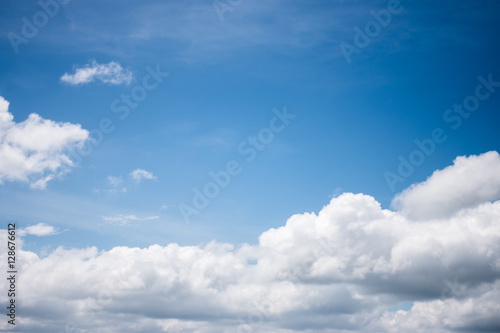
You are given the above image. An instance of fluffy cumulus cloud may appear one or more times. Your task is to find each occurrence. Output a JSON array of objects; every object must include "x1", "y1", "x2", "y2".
[
  {"x1": 60, "y1": 61, "x2": 133, "y2": 85},
  {"x1": 0, "y1": 96, "x2": 89, "y2": 189},
  {"x1": 1, "y1": 151, "x2": 500, "y2": 332}
]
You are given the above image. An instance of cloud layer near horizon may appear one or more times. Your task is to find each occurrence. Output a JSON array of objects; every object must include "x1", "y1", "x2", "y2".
[
  {"x1": 1, "y1": 151, "x2": 500, "y2": 332},
  {"x1": 0, "y1": 96, "x2": 88, "y2": 189}
]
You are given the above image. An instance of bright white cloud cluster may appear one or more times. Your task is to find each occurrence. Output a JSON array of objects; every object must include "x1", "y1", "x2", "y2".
[
  {"x1": 392, "y1": 151, "x2": 500, "y2": 220},
  {"x1": 0, "y1": 96, "x2": 89, "y2": 189},
  {"x1": 1, "y1": 151, "x2": 500, "y2": 332},
  {"x1": 129, "y1": 168, "x2": 157, "y2": 183},
  {"x1": 60, "y1": 61, "x2": 133, "y2": 85}
]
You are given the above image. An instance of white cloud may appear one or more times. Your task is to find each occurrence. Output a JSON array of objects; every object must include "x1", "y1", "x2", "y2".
[
  {"x1": 0, "y1": 96, "x2": 89, "y2": 189},
  {"x1": 2, "y1": 151, "x2": 500, "y2": 332},
  {"x1": 60, "y1": 61, "x2": 132, "y2": 85},
  {"x1": 101, "y1": 214, "x2": 159, "y2": 226},
  {"x1": 18, "y1": 223, "x2": 59, "y2": 237},
  {"x1": 129, "y1": 169, "x2": 157, "y2": 183},
  {"x1": 392, "y1": 151, "x2": 500, "y2": 220},
  {"x1": 376, "y1": 283, "x2": 500, "y2": 332}
]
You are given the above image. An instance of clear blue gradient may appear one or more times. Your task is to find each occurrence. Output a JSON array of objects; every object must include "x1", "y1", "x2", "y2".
[{"x1": 1, "y1": 0, "x2": 499, "y2": 252}]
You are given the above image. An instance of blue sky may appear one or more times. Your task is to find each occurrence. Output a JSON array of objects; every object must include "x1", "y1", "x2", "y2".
[
  {"x1": 1, "y1": 0, "x2": 499, "y2": 251},
  {"x1": 1, "y1": 1, "x2": 500, "y2": 332}
]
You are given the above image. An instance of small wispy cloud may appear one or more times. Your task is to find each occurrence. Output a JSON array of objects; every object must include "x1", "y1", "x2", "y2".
[
  {"x1": 192, "y1": 135, "x2": 232, "y2": 148},
  {"x1": 92, "y1": 176, "x2": 127, "y2": 195},
  {"x1": 92, "y1": 187, "x2": 127, "y2": 195},
  {"x1": 93, "y1": 169, "x2": 156, "y2": 195},
  {"x1": 30, "y1": 175, "x2": 55, "y2": 190},
  {"x1": 329, "y1": 187, "x2": 344, "y2": 199},
  {"x1": 107, "y1": 176, "x2": 123, "y2": 187},
  {"x1": 60, "y1": 61, "x2": 132, "y2": 85},
  {"x1": 18, "y1": 223, "x2": 59, "y2": 236},
  {"x1": 129, "y1": 169, "x2": 157, "y2": 183},
  {"x1": 101, "y1": 214, "x2": 159, "y2": 226}
]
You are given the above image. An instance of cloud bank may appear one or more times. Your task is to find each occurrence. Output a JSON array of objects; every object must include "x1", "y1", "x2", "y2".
[
  {"x1": 0, "y1": 96, "x2": 89, "y2": 189},
  {"x1": 60, "y1": 61, "x2": 133, "y2": 85},
  {"x1": 1, "y1": 151, "x2": 500, "y2": 332}
]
